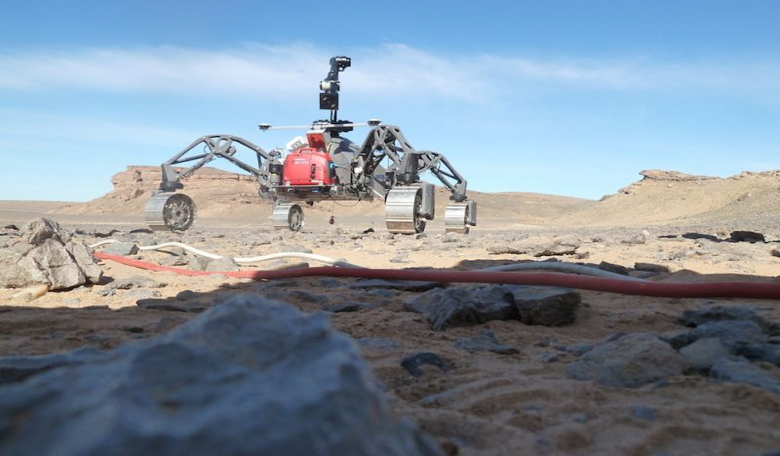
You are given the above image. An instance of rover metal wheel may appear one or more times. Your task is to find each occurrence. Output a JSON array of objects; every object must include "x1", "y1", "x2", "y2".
[
  {"x1": 145, "y1": 192, "x2": 196, "y2": 231},
  {"x1": 385, "y1": 186, "x2": 425, "y2": 234},
  {"x1": 444, "y1": 203, "x2": 469, "y2": 234},
  {"x1": 272, "y1": 203, "x2": 304, "y2": 231}
]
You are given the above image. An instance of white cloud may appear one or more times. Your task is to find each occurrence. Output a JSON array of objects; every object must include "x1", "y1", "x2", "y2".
[{"x1": 0, "y1": 43, "x2": 778, "y2": 103}]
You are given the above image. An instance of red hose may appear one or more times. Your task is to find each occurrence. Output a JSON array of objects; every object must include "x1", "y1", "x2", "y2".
[{"x1": 94, "y1": 252, "x2": 780, "y2": 300}]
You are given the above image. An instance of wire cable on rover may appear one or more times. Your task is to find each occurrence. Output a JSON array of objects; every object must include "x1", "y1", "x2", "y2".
[{"x1": 144, "y1": 56, "x2": 477, "y2": 234}]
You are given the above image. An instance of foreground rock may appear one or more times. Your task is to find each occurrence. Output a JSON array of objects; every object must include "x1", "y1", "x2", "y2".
[
  {"x1": 566, "y1": 333, "x2": 687, "y2": 388},
  {"x1": 406, "y1": 285, "x2": 580, "y2": 331},
  {"x1": 677, "y1": 306, "x2": 779, "y2": 335},
  {"x1": 660, "y1": 306, "x2": 780, "y2": 394},
  {"x1": 511, "y1": 285, "x2": 580, "y2": 326},
  {"x1": 710, "y1": 357, "x2": 780, "y2": 395},
  {"x1": 0, "y1": 295, "x2": 442, "y2": 456},
  {"x1": 0, "y1": 218, "x2": 102, "y2": 290},
  {"x1": 405, "y1": 286, "x2": 519, "y2": 331}
]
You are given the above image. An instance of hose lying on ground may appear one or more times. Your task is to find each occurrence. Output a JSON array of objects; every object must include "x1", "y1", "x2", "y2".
[
  {"x1": 89, "y1": 240, "x2": 362, "y2": 268},
  {"x1": 93, "y1": 252, "x2": 780, "y2": 300},
  {"x1": 89, "y1": 240, "x2": 639, "y2": 280}
]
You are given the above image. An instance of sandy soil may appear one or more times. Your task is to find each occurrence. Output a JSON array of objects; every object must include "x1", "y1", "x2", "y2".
[{"x1": 3, "y1": 169, "x2": 780, "y2": 455}]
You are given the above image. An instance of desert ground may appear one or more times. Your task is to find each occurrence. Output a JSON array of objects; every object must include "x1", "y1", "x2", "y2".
[{"x1": 2, "y1": 167, "x2": 780, "y2": 455}]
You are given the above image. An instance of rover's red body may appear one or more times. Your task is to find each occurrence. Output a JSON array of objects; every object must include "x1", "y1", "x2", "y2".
[{"x1": 282, "y1": 147, "x2": 334, "y2": 185}]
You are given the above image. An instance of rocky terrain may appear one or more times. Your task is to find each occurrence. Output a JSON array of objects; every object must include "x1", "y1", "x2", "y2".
[{"x1": 1, "y1": 168, "x2": 780, "y2": 455}]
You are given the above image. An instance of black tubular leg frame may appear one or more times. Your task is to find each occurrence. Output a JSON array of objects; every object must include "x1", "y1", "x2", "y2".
[
  {"x1": 358, "y1": 125, "x2": 468, "y2": 201},
  {"x1": 159, "y1": 135, "x2": 273, "y2": 191}
]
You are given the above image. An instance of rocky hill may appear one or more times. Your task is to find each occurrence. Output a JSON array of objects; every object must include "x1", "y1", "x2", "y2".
[
  {"x1": 55, "y1": 165, "x2": 595, "y2": 223},
  {"x1": 553, "y1": 169, "x2": 780, "y2": 227}
]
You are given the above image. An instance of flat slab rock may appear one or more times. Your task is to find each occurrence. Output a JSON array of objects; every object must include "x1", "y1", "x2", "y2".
[
  {"x1": 566, "y1": 333, "x2": 687, "y2": 388},
  {"x1": 0, "y1": 295, "x2": 442, "y2": 456},
  {"x1": 405, "y1": 285, "x2": 580, "y2": 331}
]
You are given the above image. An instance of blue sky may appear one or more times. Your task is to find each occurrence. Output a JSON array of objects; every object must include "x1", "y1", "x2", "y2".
[{"x1": 1, "y1": 1, "x2": 779, "y2": 201}]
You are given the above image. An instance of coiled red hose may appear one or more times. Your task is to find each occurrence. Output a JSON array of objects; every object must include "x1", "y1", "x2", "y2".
[{"x1": 94, "y1": 252, "x2": 780, "y2": 300}]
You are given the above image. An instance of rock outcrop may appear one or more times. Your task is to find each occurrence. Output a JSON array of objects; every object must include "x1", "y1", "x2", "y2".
[{"x1": 0, "y1": 218, "x2": 102, "y2": 290}]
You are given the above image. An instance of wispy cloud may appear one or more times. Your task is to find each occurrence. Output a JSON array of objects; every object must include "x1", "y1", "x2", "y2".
[{"x1": 1, "y1": 43, "x2": 778, "y2": 102}]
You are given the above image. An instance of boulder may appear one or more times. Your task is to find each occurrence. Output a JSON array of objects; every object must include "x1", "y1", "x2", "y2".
[
  {"x1": 0, "y1": 218, "x2": 102, "y2": 290},
  {"x1": 26, "y1": 239, "x2": 87, "y2": 289},
  {"x1": 566, "y1": 333, "x2": 687, "y2": 388},
  {"x1": 66, "y1": 242, "x2": 103, "y2": 282},
  {"x1": 405, "y1": 286, "x2": 519, "y2": 331},
  {"x1": 20, "y1": 218, "x2": 62, "y2": 245},
  {"x1": 0, "y1": 295, "x2": 442, "y2": 456},
  {"x1": 0, "y1": 249, "x2": 47, "y2": 288}
]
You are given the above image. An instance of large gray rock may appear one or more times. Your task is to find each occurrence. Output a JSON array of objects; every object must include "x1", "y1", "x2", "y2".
[
  {"x1": 0, "y1": 218, "x2": 102, "y2": 290},
  {"x1": 566, "y1": 333, "x2": 687, "y2": 388},
  {"x1": 26, "y1": 239, "x2": 87, "y2": 289},
  {"x1": 20, "y1": 218, "x2": 62, "y2": 245},
  {"x1": 405, "y1": 285, "x2": 519, "y2": 331},
  {"x1": 679, "y1": 337, "x2": 729, "y2": 371},
  {"x1": 0, "y1": 249, "x2": 47, "y2": 288},
  {"x1": 0, "y1": 295, "x2": 441, "y2": 456},
  {"x1": 678, "y1": 306, "x2": 779, "y2": 335},
  {"x1": 66, "y1": 242, "x2": 103, "y2": 283},
  {"x1": 509, "y1": 286, "x2": 580, "y2": 326},
  {"x1": 685, "y1": 321, "x2": 767, "y2": 351},
  {"x1": 710, "y1": 356, "x2": 780, "y2": 394}
]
